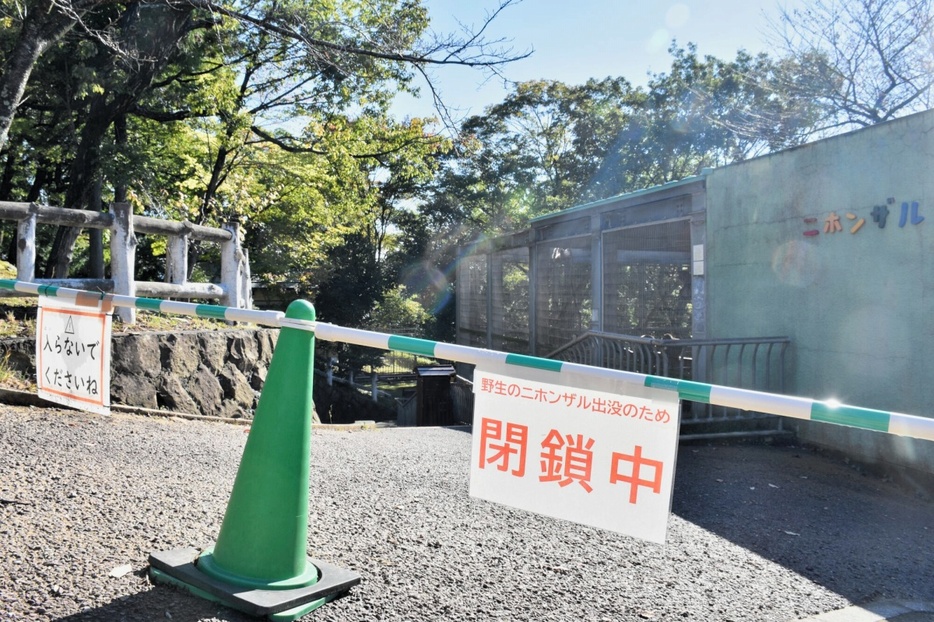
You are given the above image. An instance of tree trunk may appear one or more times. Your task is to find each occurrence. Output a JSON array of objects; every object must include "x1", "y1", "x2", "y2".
[
  {"x1": 45, "y1": 4, "x2": 195, "y2": 278},
  {"x1": 0, "y1": 143, "x2": 18, "y2": 200},
  {"x1": 88, "y1": 179, "x2": 105, "y2": 278},
  {"x1": 103, "y1": 116, "x2": 130, "y2": 279},
  {"x1": 0, "y1": 0, "x2": 77, "y2": 151},
  {"x1": 46, "y1": 97, "x2": 115, "y2": 278},
  {"x1": 190, "y1": 143, "x2": 232, "y2": 279}
]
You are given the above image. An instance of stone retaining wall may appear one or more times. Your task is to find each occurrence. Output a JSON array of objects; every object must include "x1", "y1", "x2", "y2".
[
  {"x1": 0, "y1": 330, "x2": 278, "y2": 419},
  {"x1": 0, "y1": 329, "x2": 397, "y2": 423}
]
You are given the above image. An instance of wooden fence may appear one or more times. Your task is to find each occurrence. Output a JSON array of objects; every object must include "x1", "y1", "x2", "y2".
[{"x1": 0, "y1": 201, "x2": 251, "y2": 323}]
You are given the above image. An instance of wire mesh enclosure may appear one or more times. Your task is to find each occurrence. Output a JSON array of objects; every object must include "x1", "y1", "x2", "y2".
[
  {"x1": 603, "y1": 219, "x2": 692, "y2": 338},
  {"x1": 454, "y1": 175, "x2": 790, "y2": 438},
  {"x1": 456, "y1": 247, "x2": 532, "y2": 352},
  {"x1": 490, "y1": 248, "x2": 530, "y2": 353},
  {"x1": 455, "y1": 253, "x2": 488, "y2": 349},
  {"x1": 535, "y1": 238, "x2": 592, "y2": 354},
  {"x1": 457, "y1": 220, "x2": 694, "y2": 355}
]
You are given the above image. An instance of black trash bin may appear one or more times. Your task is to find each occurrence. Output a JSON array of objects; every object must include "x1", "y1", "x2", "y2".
[{"x1": 415, "y1": 365, "x2": 456, "y2": 426}]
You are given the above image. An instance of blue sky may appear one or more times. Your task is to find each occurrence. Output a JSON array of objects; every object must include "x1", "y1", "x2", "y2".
[{"x1": 395, "y1": 0, "x2": 804, "y2": 122}]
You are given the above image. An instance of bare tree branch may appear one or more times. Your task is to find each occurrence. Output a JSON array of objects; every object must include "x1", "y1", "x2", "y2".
[
  {"x1": 250, "y1": 124, "x2": 438, "y2": 160},
  {"x1": 767, "y1": 0, "x2": 934, "y2": 132},
  {"x1": 180, "y1": 0, "x2": 530, "y2": 69}
]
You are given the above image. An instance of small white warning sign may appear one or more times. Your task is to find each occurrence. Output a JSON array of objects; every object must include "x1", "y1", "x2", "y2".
[
  {"x1": 470, "y1": 364, "x2": 681, "y2": 544},
  {"x1": 36, "y1": 295, "x2": 112, "y2": 415}
]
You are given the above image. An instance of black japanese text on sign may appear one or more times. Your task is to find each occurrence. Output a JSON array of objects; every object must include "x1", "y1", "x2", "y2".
[{"x1": 36, "y1": 297, "x2": 112, "y2": 415}]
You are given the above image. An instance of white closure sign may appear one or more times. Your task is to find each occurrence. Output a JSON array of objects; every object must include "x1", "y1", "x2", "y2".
[
  {"x1": 36, "y1": 295, "x2": 112, "y2": 415},
  {"x1": 470, "y1": 365, "x2": 681, "y2": 544}
]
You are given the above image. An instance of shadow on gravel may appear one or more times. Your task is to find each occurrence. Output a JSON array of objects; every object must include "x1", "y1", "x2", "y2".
[
  {"x1": 52, "y1": 584, "x2": 254, "y2": 622},
  {"x1": 669, "y1": 439, "x2": 934, "y2": 606},
  {"x1": 442, "y1": 424, "x2": 472, "y2": 434},
  {"x1": 435, "y1": 422, "x2": 933, "y2": 605}
]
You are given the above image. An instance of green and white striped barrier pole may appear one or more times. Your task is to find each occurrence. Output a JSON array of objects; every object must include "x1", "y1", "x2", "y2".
[
  {"x1": 311, "y1": 323, "x2": 934, "y2": 443},
  {"x1": 2, "y1": 279, "x2": 932, "y2": 443},
  {"x1": 0, "y1": 279, "x2": 284, "y2": 325}
]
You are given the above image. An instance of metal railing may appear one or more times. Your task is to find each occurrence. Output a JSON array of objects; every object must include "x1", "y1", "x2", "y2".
[{"x1": 548, "y1": 331, "x2": 792, "y2": 438}]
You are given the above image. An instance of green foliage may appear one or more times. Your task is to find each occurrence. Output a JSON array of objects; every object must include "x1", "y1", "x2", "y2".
[
  {"x1": 326, "y1": 283, "x2": 433, "y2": 375},
  {"x1": 0, "y1": 0, "x2": 847, "y2": 353},
  {"x1": 368, "y1": 285, "x2": 432, "y2": 333},
  {"x1": 0, "y1": 0, "x2": 457, "y2": 286},
  {"x1": 422, "y1": 45, "x2": 822, "y2": 249},
  {"x1": 425, "y1": 77, "x2": 642, "y2": 235},
  {"x1": 633, "y1": 43, "x2": 820, "y2": 176}
]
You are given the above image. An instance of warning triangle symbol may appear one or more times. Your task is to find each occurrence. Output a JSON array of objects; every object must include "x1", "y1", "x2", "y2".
[{"x1": 64, "y1": 316, "x2": 76, "y2": 335}]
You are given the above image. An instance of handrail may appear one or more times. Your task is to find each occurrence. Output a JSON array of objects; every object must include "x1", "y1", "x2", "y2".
[
  {"x1": 0, "y1": 201, "x2": 250, "y2": 322},
  {"x1": 548, "y1": 330, "x2": 791, "y2": 359},
  {"x1": 545, "y1": 330, "x2": 792, "y2": 428},
  {"x1": 0, "y1": 201, "x2": 232, "y2": 242}
]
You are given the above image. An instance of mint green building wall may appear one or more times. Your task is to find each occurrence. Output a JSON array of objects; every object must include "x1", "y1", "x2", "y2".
[{"x1": 705, "y1": 109, "x2": 934, "y2": 479}]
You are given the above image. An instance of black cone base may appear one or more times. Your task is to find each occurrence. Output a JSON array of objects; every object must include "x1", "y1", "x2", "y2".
[{"x1": 149, "y1": 546, "x2": 361, "y2": 619}]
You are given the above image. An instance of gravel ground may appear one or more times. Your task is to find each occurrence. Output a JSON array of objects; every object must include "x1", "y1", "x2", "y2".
[{"x1": 0, "y1": 404, "x2": 932, "y2": 622}]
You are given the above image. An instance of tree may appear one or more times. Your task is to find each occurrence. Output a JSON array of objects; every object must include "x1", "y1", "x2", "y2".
[
  {"x1": 611, "y1": 43, "x2": 820, "y2": 186},
  {"x1": 42, "y1": 2, "x2": 215, "y2": 278},
  {"x1": 0, "y1": 0, "x2": 526, "y2": 278},
  {"x1": 421, "y1": 77, "x2": 642, "y2": 241},
  {"x1": 0, "y1": 0, "x2": 96, "y2": 149},
  {"x1": 0, "y1": 0, "x2": 528, "y2": 152},
  {"x1": 768, "y1": 0, "x2": 934, "y2": 131},
  {"x1": 421, "y1": 48, "x2": 818, "y2": 245},
  {"x1": 246, "y1": 114, "x2": 447, "y2": 315}
]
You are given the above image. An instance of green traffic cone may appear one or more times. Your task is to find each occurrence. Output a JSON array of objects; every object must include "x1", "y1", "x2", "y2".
[
  {"x1": 197, "y1": 298, "x2": 318, "y2": 587},
  {"x1": 149, "y1": 299, "x2": 360, "y2": 620}
]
